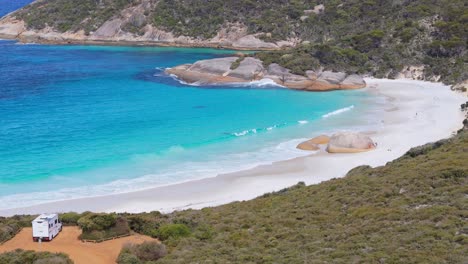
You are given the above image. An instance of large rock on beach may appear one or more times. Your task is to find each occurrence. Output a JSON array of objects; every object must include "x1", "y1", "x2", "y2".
[
  {"x1": 297, "y1": 140, "x2": 320, "y2": 151},
  {"x1": 309, "y1": 135, "x2": 330, "y2": 145},
  {"x1": 326, "y1": 132, "x2": 376, "y2": 153},
  {"x1": 341, "y1": 74, "x2": 367, "y2": 89}
]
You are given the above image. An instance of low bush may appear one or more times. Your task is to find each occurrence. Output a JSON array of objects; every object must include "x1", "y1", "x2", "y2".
[
  {"x1": 118, "y1": 241, "x2": 167, "y2": 264},
  {"x1": 0, "y1": 223, "x2": 20, "y2": 244},
  {"x1": 78, "y1": 214, "x2": 130, "y2": 241},
  {"x1": 0, "y1": 215, "x2": 36, "y2": 243},
  {"x1": 155, "y1": 224, "x2": 191, "y2": 241},
  {"x1": 59, "y1": 212, "x2": 81, "y2": 226},
  {"x1": 77, "y1": 213, "x2": 117, "y2": 232},
  {"x1": 0, "y1": 249, "x2": 73, "y2": 264}
]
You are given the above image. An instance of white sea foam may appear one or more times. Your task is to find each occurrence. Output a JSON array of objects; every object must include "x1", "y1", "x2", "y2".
[
  {"x1": 241, "y1": 78, "x2": 285, "y2": 88},
  {"x1": 298, "y1": 120, "x2": 308, "y2": 124},
  {"x1": 169, "y1": 75, "x2": 284, "y2": 88},
  {"x1": 232, "y1": 123, "x2": 285, "y2": 137},
  {"x1": 322, "y1": 105, "x2": 355, "y2": 118}
]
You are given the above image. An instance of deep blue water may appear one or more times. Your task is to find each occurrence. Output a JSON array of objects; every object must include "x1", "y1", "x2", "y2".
[
  {"x1": 0, "y1": 0, "x2": 33, "y2": 17},
  {"x1": 0, "y1": 40, "x2": 377, "y2": 209}
]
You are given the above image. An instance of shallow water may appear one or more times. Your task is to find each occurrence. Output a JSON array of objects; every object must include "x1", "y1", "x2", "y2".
[{"x1": 0, "y1": 40, "x2": 379, "y2": 209}]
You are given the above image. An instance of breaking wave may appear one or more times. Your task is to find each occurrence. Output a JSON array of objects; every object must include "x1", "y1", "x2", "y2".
[{"x1": 322, "y1": 105, "x2": 355, "y2": 118}]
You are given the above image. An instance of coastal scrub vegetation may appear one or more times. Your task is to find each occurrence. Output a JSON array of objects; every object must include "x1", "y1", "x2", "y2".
[
  {"x1": 1, "y1": 124, "x2": 467, "y2": 263},
  {"x1": 0, "y1": 249, "x2": 73, "y2": 264},
  {"x1": 0, "y1": 215, "x2": 35, "y2": 244},
  {"x1": 77, "y1": 213, "x2": 131, "y2": 241},
  {"x1": 15, "y1": 0, "x2": 137, "y2": 34},
  {"x1": 117, "y1": 241, "x2": 167, "y2": 264}
]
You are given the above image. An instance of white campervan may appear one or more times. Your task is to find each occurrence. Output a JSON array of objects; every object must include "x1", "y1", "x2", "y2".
[{"x1": 32, "y1": 213, "x2": 62, "y2": 242}]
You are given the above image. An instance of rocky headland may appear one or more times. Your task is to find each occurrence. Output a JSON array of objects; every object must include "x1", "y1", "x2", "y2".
[
  {"x1": 165, "y1": 57, "x2": 366, "y2": 91},
  {"x1": 0, "y1": 15, "x2": 295, "y2": 50}
]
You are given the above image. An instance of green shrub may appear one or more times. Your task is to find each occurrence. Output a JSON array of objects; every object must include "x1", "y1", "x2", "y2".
[
  {"x1": 156, "y1": 224, "x2": 191, "y2": 241},
  {"x1": 78, "y1": 214, "x2": 130, "y2": 241},
  {"x1": 193, "y1": 224, "x2": 215, "y2": 240},
  {"x1": 0, "y1": 249, "x2": 73, "y2": 264},
  {"x1": 230, "y1": 57, "x2": 244, "y2": 70},
  {"x1": 77, "y1": 213, "x2": 116, "y2": 232},
  {"x1": 59, "y1": 212, "x2": 81, "y2": 226},
  {"x1": 118, "y1": 241, "x2": 167, "y2": 263},
  {"x1": 117, "y1": 252, "x2": 142, "y2": 264}
]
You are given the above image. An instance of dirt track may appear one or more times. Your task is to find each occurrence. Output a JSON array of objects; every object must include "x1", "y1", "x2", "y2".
[{"x1": 0, "y1": 227, "x2": 157, "y2": 264}]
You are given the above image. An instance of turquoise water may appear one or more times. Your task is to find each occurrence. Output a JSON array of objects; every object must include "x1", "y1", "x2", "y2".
[{"x1": 0, "y1": 40, "x2": 377, "y2": 209}]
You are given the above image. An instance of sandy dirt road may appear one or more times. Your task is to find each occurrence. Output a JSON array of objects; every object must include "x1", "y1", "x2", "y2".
[{"x1": 0, "y1": 227, "x2": 157, "y2": 264}]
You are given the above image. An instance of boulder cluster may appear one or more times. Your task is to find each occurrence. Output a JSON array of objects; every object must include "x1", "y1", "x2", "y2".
[
  {"x1": 297, "y1": 132, "x2": 376, "y2": 153},
  {"x1": 166, "y1": 57, "x2": 366, "y2": 91}
]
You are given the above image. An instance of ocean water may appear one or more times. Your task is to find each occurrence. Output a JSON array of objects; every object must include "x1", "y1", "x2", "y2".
[
  {"x1": 0, "y1": 0, "x2": 33, "y2": 17},
  {"x1": 0, "y1": 40, "x2": 380, "y2": 209}
]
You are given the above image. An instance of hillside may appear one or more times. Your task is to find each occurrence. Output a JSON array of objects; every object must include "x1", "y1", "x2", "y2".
[
  {"x1": 0, "y1": 0, "x2": 466, "y2": 85},
  {"x1": 1, "y1": 121, "x2": 467, "y2": 263}
]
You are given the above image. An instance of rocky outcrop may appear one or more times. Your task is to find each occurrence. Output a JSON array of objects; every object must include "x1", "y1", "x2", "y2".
[
  {"x1": 229, "y1": 57, "x2": 265, "y2": 80},
  {"x1": 452, "y1": 80, "x2": 468, "y2": 96},
  {"x1": 232, "y1": 35, "x2": 278, "y2": 50},
  {"x1": 326, "y1": 132, "x2": 376, "y2": 153},
  {"x1": 0, "y1": 17, "x2": 24, "y2": 38},
  {"x1": 93, "y1": 19, "x2": 123, "y2": 38},
  {"x1": 395, "y1": 65, "x2": 426, "y2": 81},
  {"x1": 167, "y1": 59, "x2": 367, "y2": 91}
]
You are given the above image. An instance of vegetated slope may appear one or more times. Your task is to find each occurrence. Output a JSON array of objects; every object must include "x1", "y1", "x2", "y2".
[
  {"x1": 2, "y1": 126, "x2": 466, "y2": 263},
  {"x1": 10, "y1": 0, "x2": 467, "y2": 84},
  {"x1": 254, "y1": 0, "x2": 467, "y2": 84},
  {"x1": 153, "y1": 129, "x2": 468, "y2": 263}
]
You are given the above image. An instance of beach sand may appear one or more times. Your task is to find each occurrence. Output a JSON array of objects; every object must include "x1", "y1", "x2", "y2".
[{"x1": 0, "y1": 79, "x2": 465, "y2": 216}]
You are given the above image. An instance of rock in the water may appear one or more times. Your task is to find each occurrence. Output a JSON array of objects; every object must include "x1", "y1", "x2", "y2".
[
  {"x1": 189, "y1": 57, "x2": 238, "y2": 75},
  {"x1": 228, "y1": 57, "x2": 265, "y2": 80},
  {"x1": 297, "y1": 140, "x2": 320, "y2": 151},
  {"x1": 166, "y1": 58, "x2": 367, "y2": 91},
  {"x1": 327, "y1": 132, "x2": 376, "y2": 153},
  {"x1": 309, "y1": 135, "x2": 330, "y2": 145}
]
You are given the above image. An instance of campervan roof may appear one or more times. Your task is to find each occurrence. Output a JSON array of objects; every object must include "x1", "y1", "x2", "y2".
[{"x1": 33, "y1": 214, "x2": 56, "y2": 222}]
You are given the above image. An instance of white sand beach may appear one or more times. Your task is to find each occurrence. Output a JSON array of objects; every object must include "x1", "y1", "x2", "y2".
[{"x1": 0, "y1": 79, "x2": 465, "y2": 216}]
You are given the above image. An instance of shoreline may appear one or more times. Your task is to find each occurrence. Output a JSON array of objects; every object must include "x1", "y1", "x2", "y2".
[
  {"x1": 0, "y1": 34, "x2": 274, "y2": 51},
  {"x1": 0, "y1": 79, "x2": 465, "y2": 216}
]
